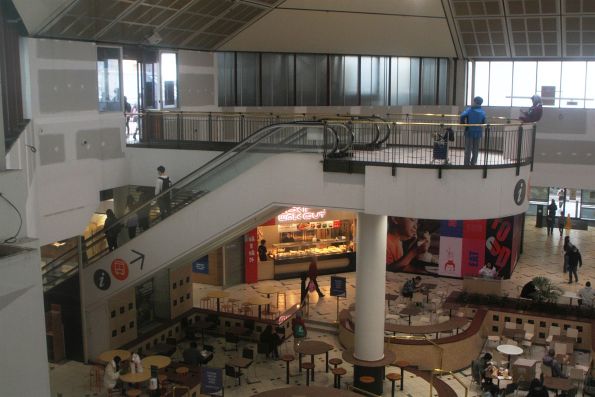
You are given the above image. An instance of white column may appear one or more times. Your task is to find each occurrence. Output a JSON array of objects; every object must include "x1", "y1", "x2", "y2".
[{"x1": 354, "y1": 213, "x2": 387, "y2": 361}]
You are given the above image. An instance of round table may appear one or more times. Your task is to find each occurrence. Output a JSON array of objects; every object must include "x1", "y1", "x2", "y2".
[
  {"x1": 497, "y1": 344, "x2": 523, "y2": 369},
  {"x1": 142, "y1": 355, "x2": 171, "y2": 369},
  {"x1": 295, "y1": 341, "x2": 334, "y2": 381},
  {"x1": 120, "y1": 370, "x2": 151, "y2": 384},
  {"x1": 98, "y1": 349, "x2": 131, "y2": 363},
  {"x1": 253, "y1": 386, "x2": 360, "y2": 396},
  {"x1": 246, "y1": 296, "x2": 271, "y2": 319},
  {"x1": 206, "y1": 290, "x2": 230, "y2": 312}
]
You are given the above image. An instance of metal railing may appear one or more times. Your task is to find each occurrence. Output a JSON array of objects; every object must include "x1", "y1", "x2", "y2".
[
  {"x1": 347, "y1": 384, "x2": 381, "y2": 396},
  {"x1": 430, "y1": 368, "x2": 469, "y2": 397},
  {"x1": 41, "y1": 121, "x2": 343, "y2": 290},
  {"x1": 385, "y1": 334, "x2": 444, "y2": 370}
]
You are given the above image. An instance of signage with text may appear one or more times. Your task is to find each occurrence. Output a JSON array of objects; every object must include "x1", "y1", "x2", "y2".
[
  {"x1": 201, "y1": 367, "x2": 222, "y2": 395},
  {"x1": 192, "y1": 256, "x2": 209, "y2": 274},
  {"x1": 330, "y1": 276, "x2": 347, "y2": 297},
  {"x1": 277, "y1": 207, "x2": 327, "y2": 222}
]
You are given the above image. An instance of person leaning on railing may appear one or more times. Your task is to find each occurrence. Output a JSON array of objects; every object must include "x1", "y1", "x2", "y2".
[
  {"x1": 519, "y1": 95, "x2": 543, "y2": 123},
  {"x1": 460, "y1": 96, "x2": 486, "y2": 166}
]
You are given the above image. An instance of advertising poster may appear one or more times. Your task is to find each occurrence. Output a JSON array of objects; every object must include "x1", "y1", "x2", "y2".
[
  {"x1": 461, "y1": 219, "x2": 487, "y2": 276},
  {"x1": 192, "y1": 255, "x2": 209, "y2": 274},
  {"x1": 244, "y1": 229, "x2": 258, "y2": 284},
  {"x1": 386, "y1": 215, "x2": 520, "y2": 279},
  {"x1": 438, "y1": 236, "x2": 463, "y2": 277}
]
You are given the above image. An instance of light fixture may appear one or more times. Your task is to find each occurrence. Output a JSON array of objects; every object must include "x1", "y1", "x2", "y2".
[{"x1": 147, "y1": 31, "x2": 162, "y2": 45}]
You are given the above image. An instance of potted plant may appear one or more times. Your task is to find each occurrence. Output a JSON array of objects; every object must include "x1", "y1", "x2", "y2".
[{"x1": 530, "y1": 276, "x2": 563, "y2": 303}]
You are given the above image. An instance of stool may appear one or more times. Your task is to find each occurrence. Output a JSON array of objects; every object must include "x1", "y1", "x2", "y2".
[
  {"x1": 175, "y1": 366, "x2": 189, "y2": 376},
  {"x1": 89, "y1": 365, "x2": 103, "y2": 392},
  {"x1": 126, "y1": 389, "x2": 141, "y2": 397},
  {"x1": 277, "y1": 291, "x2": 287, "y2": 309},
  {"x1": 329, "y1": 358, "x2": 343, "y2": 369},
  {"x1": 281, "y1": 354, "x2": 295, "y2": 384},
  {"x1": 301, "y1": 363, "x2": 315, "y2": 386},
  {"x1": 394, "y1": 360, "x2": 410, "y2": 391},
  {"x1": 158, "y1": 374, "x2": 169, "y2": 391},
  {"x1": 386, "y1": 372, "x2": 402, "y2": 397},
  {"x1": 359, "y1": 376, "x2": 375, "y2": 386},
  {"x1": 332, "y1": 367, "x2": 346, "y2": 389}
]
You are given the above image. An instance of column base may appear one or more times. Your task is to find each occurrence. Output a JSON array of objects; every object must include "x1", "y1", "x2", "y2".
[{"x1": 342, "y1": 349, "x2": 396, "y2": 396}]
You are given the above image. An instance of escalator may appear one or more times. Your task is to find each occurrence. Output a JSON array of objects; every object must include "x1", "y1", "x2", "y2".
[{"x1": 41, "y1": 120, "x2": 356, "y2": 297}]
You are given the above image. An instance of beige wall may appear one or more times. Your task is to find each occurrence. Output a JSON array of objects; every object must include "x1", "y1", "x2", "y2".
[
  {"x1": 191, "y1": 248, "x2": 223, "y2": 286},
  {"x1": 170, "y1": 265, "x2": 193, "y2": 319},
  {"x1": 108, "y1": 288, "x2": 137, "y2": 348}
]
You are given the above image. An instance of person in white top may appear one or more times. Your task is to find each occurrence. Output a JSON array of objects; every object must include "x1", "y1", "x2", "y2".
[
  {"x1": 578, "y1": 281, "x2": 595, "y2": 307},
  {"x1": 478, "y1": 262, "x2": 497, "y2": 279},
  {"x1": 103, "y1": 356, "x2": 121, "y2": 390}
]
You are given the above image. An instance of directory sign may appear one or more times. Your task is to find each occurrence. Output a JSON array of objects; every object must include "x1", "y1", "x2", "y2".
[
  {"x1": 330, "y1": 276, "x2": 347, "y2": 297},
  {"x1": 201, "y1": 367, "x2": 223, "y2": 395}
]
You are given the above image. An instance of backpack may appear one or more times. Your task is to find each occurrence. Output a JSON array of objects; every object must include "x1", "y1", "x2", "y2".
[
  {"x1": 159, "y1": 176, "x2": 171, "y2": 192},
  {"x1": 294, "y1": 323, "x2": 306, "y2": 338}
]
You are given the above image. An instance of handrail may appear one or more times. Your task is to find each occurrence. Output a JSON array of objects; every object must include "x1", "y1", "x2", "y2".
[
  {"x1": 430, "y1": 368, "x2": 469, "y2": 397},
  {"x1": 171, "y1": 385, "x2": 190, "y2": 396},
  {"x1": 347, "y1": 384, "x2": 381, "y2": 397},
  {"x1": 385, "y1": 334, "x2": 444, "y2": 370}
]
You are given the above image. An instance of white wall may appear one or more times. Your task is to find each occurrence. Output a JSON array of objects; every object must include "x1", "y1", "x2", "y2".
[
  {"x1": 0, "y1": 169, "x2": 28, "y2": 242},
  {"x1": 0, "y1": 243, "x2": 51, "y2": 397}
]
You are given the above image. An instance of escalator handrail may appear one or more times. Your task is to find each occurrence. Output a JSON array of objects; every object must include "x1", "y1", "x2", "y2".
[{"x1": 43, "y1": 121, "x2": 339, "y2": 278}]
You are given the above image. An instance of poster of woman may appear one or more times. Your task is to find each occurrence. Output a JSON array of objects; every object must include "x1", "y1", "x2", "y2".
[{"x1": 386, "y1": 217, "x2": 440, "y2": 274}]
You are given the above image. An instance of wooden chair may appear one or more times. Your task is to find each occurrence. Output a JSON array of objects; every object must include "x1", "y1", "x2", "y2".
[{"x1": 89, "y1": 364, "x2": 103, "y2": 393}]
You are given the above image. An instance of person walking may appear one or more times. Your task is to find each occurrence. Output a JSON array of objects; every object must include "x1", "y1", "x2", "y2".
[
  {"x1": 460, "y1": 96, "x2": 486, "y2": 166},
  {"x1": 546, "y1": 199, "x2": 557, "y2": 236},
  {"x1": 155, "y1": 165, "x2": 172, "y2": 219},
  {"x1": 103, "y1": 209, "x2": 122, "y2": 251},
  {"x1": 307, "y1": 256, "x2": 325, "y2": 298},
  {"x1": 125, "y1": 194, "x2": 139, "y2": 239},
  {"x1": 557, "y1": 211, "x2": 565, "y2": 237},
  {"x1": 567, "y1": 244, "x2": 582, "y2": 284}
]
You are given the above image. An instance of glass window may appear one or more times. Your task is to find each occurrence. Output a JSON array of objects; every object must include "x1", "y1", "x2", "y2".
[
  {"x1": 217, "y1": 52, "x2": 235, "y2": 106},
  {"x1": 536, "y1": 61, "x2": 561, "y2": 107},
  {"x1": 586, "y1": 62, "x2": 595, "y2": 109},
  {"x1": 512, "y1": 62, "x2": 536, "y2": 106},
  {"x1": 560, "y1": 61, "x2": 586, "y2": 108},
  {"x1": 296, "y1": 54, "x2": 327, "y2": 106},
  {"x1": 262, "y1": 53, "x2": 295, "y2": 106},
  {"x1": 360, "y1": 56, "x2": 389, "y2": 106},
  {"x1": 438, "y1": 58, "x2": 449, "y2": 105},
  {"x1": 421, "y1": 58, "x2": 437, "y2": 105},
  {"x1": 391, "y1": 57, "x2": 409, "y2": 105},
  {"x1": 488, "y1": 62, "x2": 512, "y2": 106},
  {"x1": 330, "y1": 55, "x2": 359, "y2": 106},
  {"x1": 467, "y1": 61, "x2": 473, "y2": 106},
  {"x1": 473, "y1": 61, "x2": 490, "y2": 104},
  {"x1": 237, "y1": 52, "x2": 260, "y2": 106},
  {"x1": 161, "y1": 52, "x2": 177, "y2": 108},
  {"x1": 97, "y1": 47, "x2": 122, "y2": 112}
]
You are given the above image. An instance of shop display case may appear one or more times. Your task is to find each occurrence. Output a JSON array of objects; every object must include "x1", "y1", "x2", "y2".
[{"x1": 271, "y1": 238, "x2": 351, "y2": 261}]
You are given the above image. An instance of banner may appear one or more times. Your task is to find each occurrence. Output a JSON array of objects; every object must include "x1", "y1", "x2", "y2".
[
  {"x1": 387, "y1": 215, "x2": 521, "y2": 279},
  {"x1": 244, "y1": 229, "x2": 258, "y2": 284}
]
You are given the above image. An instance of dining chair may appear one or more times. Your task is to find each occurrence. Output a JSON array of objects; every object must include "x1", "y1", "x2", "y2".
[
  {"x1": 569, "y1": 367, "x2": 585, "y2": 391},
  {"x1": 546, "y1": 325, "x2": 561, "y2": 344},
  {"x1": 225, "y1": 364, "x2": 243, "y2": 387},
  {"x1": 554, "y1": 342, "x2": 567, "y2": 357},
  {"x1": 566, "y1": 327, "x2": 579, "y2": 340}
]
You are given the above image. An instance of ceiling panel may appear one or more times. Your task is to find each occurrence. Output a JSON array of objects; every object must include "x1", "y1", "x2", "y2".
[
  {"x1": 564, "y1": 0, "x2": 595, "y2": 14},
  {"x1": 279, "y1": 0, "x2": 445, "y2": 17},
  {"x1": 452, "y1": 0, "x2": 503, "y2": 17},
  {"x1": 456, "y1": 18, "x2": 509, "y2": 58},
  {"x1": 509, "y1": 16, "x2": 560, "y2": 57}
]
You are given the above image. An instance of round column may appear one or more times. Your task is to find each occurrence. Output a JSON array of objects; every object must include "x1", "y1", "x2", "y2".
[{"x1": 354, "y1": 213, "x2": 387, "y2": 361}]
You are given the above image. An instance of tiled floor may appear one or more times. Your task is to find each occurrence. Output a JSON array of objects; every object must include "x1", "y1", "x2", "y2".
[{"x1": 50, "y1": 218, "x2": 594, "y2": 396}]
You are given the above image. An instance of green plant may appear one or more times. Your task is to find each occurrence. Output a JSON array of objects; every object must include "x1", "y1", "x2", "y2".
[{"x1": 530, "y1": 276, "x2": 563, "y2": 303}]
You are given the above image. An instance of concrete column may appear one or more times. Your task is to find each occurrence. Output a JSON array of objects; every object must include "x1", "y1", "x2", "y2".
[
  {"x1": 0, "y1": 76, "x2": 6, "y2": 170},
  {"x1": 354, "y1": 213, "x2": 387, "y2": 361}
]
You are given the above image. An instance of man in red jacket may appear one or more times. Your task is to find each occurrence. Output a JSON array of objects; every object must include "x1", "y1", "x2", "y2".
[{"x1": 308, "y1": 257, "x2": 325, "y2": 298}]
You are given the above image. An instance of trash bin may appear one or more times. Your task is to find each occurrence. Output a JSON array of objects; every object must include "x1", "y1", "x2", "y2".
[{"x1": 535, "y1": 205, "x2": 545, "y2": 228}]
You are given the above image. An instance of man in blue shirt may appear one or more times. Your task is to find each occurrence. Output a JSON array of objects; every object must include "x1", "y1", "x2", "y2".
[{"x1": 460, "y1": 96, "x2": 487, "y2": 165}]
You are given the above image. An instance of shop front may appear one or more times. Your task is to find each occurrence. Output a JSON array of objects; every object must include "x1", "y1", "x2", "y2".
[{"x1": 257, "y1": 207, "x2": 357, "y2": 280}]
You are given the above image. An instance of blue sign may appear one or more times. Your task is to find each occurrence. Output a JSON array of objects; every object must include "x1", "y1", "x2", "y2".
[
  {"x1": 330, "y1": 276, "x2": 347, "y2": 297},
  {"x1": 192, "y1": 256, "x2": 209, "y2": 274},
  {"x1": 201, "y1": 367, "x2": 222, "y2": 394}
]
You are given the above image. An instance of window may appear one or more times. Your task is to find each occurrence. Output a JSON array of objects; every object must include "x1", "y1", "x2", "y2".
[
  {"x1": 488, "y1": 62, "x2": 512, "y2": 106},
  {"x1": 360, "y1": 56, "x2": 389, "y2": 106},
  {"x1": 390, "y1": 57, "x2": 420, "y2": 105},
  {"x1": 262, "y1": 53, "x2": 295, "y2": 106},
  {"x1": 473, "y1": 62, "x2": 490, "y2": 103},
  {"x1": 296, "y1": 54, "x2": 327, "y2": 106},
  {"x1": 511, "y1": 62, "x2": 536, "y2": 106},
  {"x1": 237, "y1": 52, "x2": 260, "y2": 106},
  {"x1": 161, "y1": 52, "x2": 178, "y2": 108},
  {"x1": 330, "y1": 55, "x2": 359, "y2": 105},
  {"x1": 536, "y1": 61, "x2": 560, "y2": 107},
  {"x1": 421, "y1": 58, "x2": 438, "y2": 105},
  {"x1": 97, "y1": 47, "x2": 122, "y2": 112},
  {"x1": 560, "y1": 62, "x2": 586, "y2": 108},
  {"x1": 217, "y1": 52, "x2": 235, "y2": 106}
]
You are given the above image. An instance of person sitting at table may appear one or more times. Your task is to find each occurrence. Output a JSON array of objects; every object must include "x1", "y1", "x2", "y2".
[
  {"x1": 542, "y1": 349, "x2": 566, "y2": 378},
  {"x1": 183, "y1": 342, "x2": 201, "y2": 365},
  {"x1": 103, "y1": 355, "x2": 122, "y2": 391},
  {"x1": 478, "y1": 262, "x2": 498, "y2": 279},
  {"x1": 401, "y1": 276, "x2": 422, "y2": 298},
  {"x1": 526, "y1": 378, "x2": 549, "y2": 397},
  {"x1": 259, "y1": 325, "x2": 282, "y2": 359},
  {"x1": 520, "y1": 280, "x2": 537, "y2": 300},
  {"x1": 578, "y1": 281, "x2": 595, "y2": 307},
  {"x1": 130, "y1": 351, "x2": 143, "y2": 373}
]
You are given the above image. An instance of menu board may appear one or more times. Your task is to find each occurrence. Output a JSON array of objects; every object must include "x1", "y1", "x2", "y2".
[{"x1": 330, "y1": 276, "x2": 347, "y2": 297}]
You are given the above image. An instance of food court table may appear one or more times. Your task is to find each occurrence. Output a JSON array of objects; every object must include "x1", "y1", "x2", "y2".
[
  {"x1": 206, "y1": 290, "x2": 230, "y2": 312},
  {"x1": 562, "y1": 291, "x2": 580, "y2": 305},
  {"x1": 141, "y1": 355, "x2": 171, "y2": 369},
  {"x1": 543, "y1": 376, "x2": 575, "y2": 395},
  {"x1": 496, "y1": 344, "x2": 523, "y2": 369},
  {"x1": 246, "y1": 296, "x2": 271, "y2": 319},
  {"x1": 253, "y1": 386, "x2": 360, "y2": 397},
  {"x1": 98, "y1": 349, "x2": 131, "y2": 363},
  {"x1": 228, "y1": 356, "x2": 253, "y2": 385},
  {"x1": 399, "y1": 304, "x2": 422, "y2": 325},
  {"x1": 295, "y1": 340, "x2": 334, "y2": 381},
  {"x1": 120, "y1": 370, "x2": 151, "y2": 384}
]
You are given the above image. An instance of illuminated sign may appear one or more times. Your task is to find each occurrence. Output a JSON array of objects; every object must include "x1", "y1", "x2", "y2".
[{"x1": 277, "y1": 207, "x2": 327, "y2": 222}]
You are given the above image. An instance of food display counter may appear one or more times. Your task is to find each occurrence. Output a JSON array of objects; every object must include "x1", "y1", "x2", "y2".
[{"x1": 272, "y1": 239, "x2": 350, "y2": 260}]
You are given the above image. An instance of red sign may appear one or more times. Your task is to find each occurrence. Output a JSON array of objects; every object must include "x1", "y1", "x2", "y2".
[
  {"x1": 244, "y1": 229, "x2": 258, "y2": 284},
  {"x1": 111, "y1": 259, "x2": 129, "y2": 281}
]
